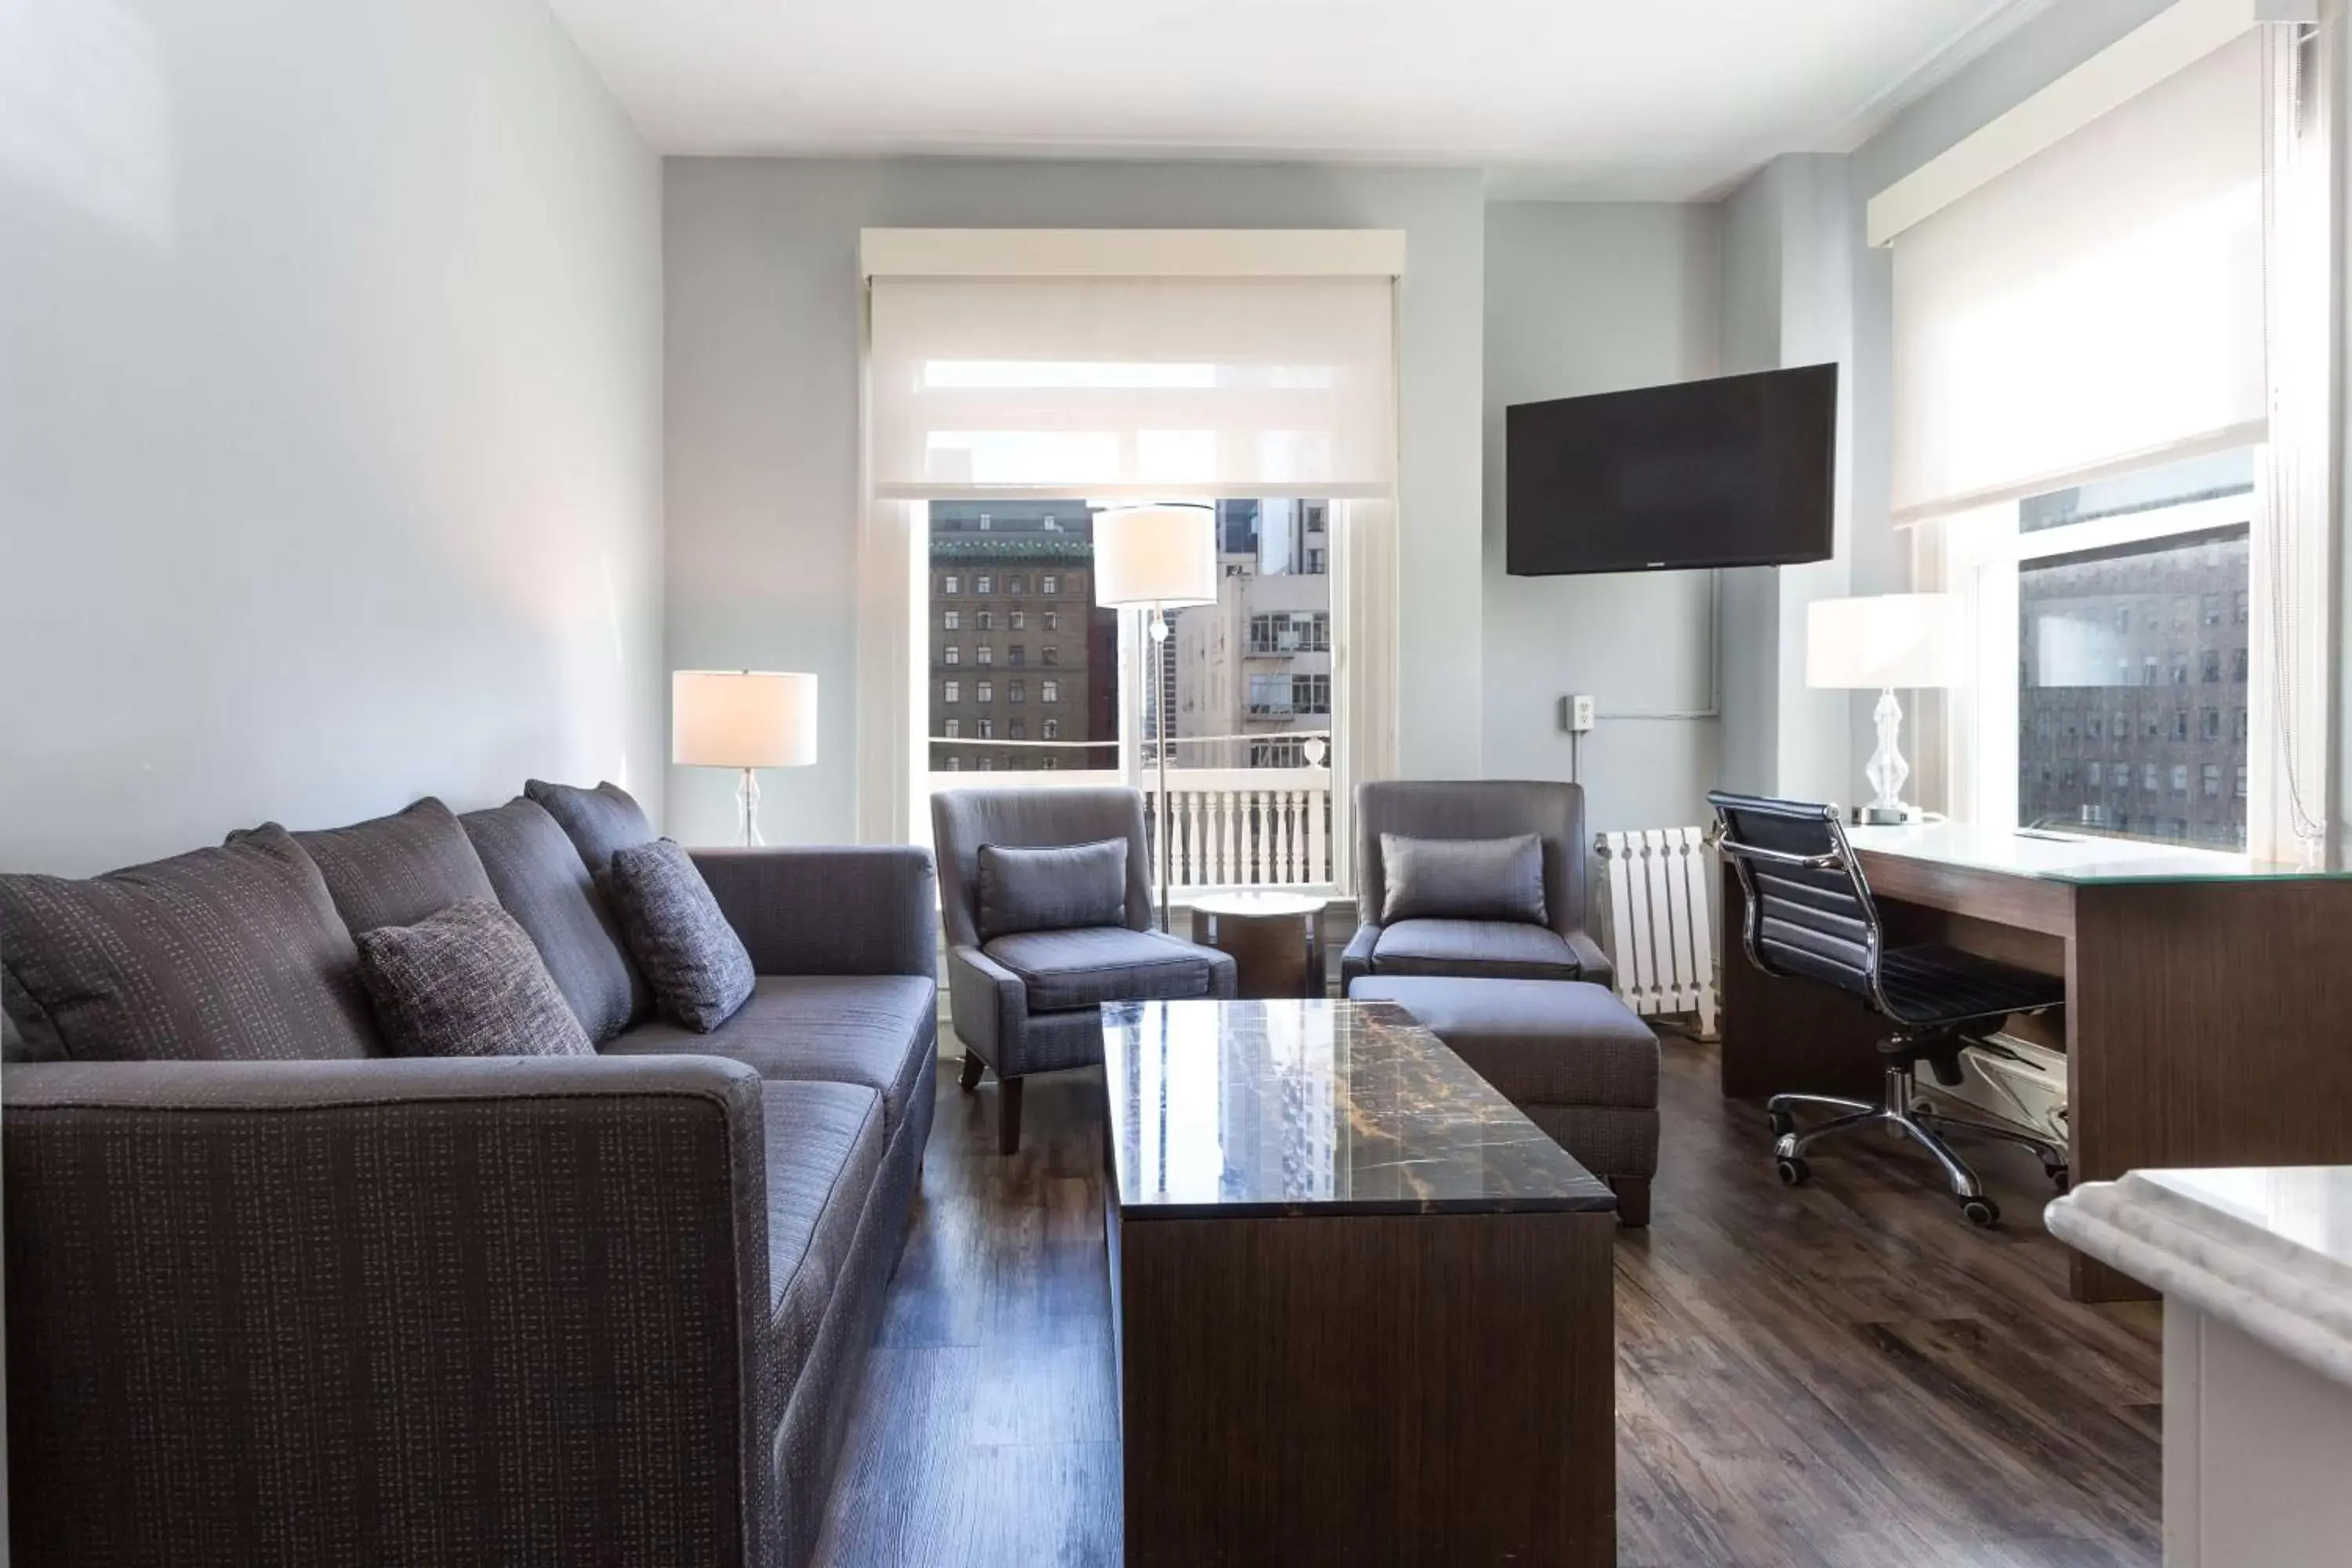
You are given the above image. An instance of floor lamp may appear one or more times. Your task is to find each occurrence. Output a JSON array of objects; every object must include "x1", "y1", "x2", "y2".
[
  {"x1": 1094, "y1": 505, "x2": 1218, "y2": 931},
  {"x1": 673, "y1": 670, "x2": 818, "y2": 846}
]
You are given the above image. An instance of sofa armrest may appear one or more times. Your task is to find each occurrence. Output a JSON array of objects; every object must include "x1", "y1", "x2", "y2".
[
  {"x1": 1565, "y1": 928, "x2": 1615, "y2": 989},
  {"x1": 945, "y1": 943, "x2": 1025, "y2": 1063},
  {"x1": 692, "y1": 844, "x2": 938, "y2": 978},
  {"x1": 3, "y1": 1054, "x2": 775, "y2": 1563},
  {"x1": 1339, "y1": 921, "x2": 1382, "y2": 989}
]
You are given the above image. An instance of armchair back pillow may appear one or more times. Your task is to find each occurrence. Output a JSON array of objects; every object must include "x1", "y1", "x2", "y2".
[
  {"x1": 1379, "y1": 833, "x2": 1548, "y2": 926},
  {"x1": 976, "y1": 838, "x2": 1129, "y2": 942}
]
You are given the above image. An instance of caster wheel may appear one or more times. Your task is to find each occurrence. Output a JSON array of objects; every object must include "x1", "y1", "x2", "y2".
[
  {"x1": 1768, "y1": 1109, "x2": 1794, "y2": 1138},
  {"x1": 1962, "y1": 1197, "x2": 2000, "y2": 1229},
  {"x1": 1776, "y1": 1156, "x2": 1811, "y2": 1188},
  {"x1": 2046, "y1": 1166, "x2": 2071, "y2": 1195}
]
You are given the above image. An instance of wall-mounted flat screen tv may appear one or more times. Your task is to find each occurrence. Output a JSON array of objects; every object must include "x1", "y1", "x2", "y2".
[{"x1": 1506, "y1": 363, "x2": 1838, "y2": 575}]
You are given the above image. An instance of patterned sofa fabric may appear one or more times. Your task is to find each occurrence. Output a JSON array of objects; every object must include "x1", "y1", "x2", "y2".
[
  {"x1": 463, "y1": 796, "x2": 650, "y2": 1043},
  {"x1": 0, "y1": 824, "x2": 383, "y2": 1063},
  {"x1": 268, "y1": 797, "x2": 498, "y2": 937},
  {"x1": 525, "y1": 778, "x2": 658, "y2": 874}
]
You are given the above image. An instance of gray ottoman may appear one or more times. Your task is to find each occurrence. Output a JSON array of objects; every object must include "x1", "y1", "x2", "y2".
[{"x1": 1348, "y1": 975, "x2": 1661, "y2": 1225}]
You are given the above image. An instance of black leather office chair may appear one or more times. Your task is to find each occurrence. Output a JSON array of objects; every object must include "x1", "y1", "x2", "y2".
[{"x1": 1707, "y1": 791, "x2": 2070, "y2": 1228}]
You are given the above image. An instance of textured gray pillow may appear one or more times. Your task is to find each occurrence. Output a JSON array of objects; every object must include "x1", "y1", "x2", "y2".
[
  {"x1": 602, "y1": 840, "x2": 756, "y2": 1033},
  {"x1": 354, "y1": 899, "x2": 593, "y2": 1058},
  {"x1": 976, "y1": 838, "x2": 1129, "y2": 941},
  {"x1": 524, "y1": 779, "x2": 656, "y2": 875},
  {"x1": 1380, "y1": 832, "x2": 1548, "y2": 926},
  {"x1": 0, "y1": 824, "x2": 383, "y2": 1062}
]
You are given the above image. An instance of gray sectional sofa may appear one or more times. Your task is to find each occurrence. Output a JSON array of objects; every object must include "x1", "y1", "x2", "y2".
[{"x1": 1, "y1": 786, "x2": 939, "y2": 1568}]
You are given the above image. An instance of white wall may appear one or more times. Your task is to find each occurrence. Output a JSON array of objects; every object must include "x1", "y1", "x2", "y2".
[
  {"x1": 663, "y1": 158, "x2": 1486, "y2": 847},
  {"x1": 0, "y1": 0, "x2": 665, "y2": 875},
  {"x1": 1479, "y1": 201, "x2": 1725, "y2": 833}
]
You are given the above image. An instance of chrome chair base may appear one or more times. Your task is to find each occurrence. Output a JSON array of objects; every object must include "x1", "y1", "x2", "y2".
[{"x1": 1767, "y1": 1064, "x2": 2069, "y2": 1228}]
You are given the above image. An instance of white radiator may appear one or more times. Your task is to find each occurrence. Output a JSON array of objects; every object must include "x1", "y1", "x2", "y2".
[{"x1": 1594, "y1": 828, "x2": 1718, "y2": 1037}]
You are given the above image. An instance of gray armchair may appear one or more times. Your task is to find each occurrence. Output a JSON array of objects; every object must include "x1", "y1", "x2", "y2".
[
  {"x1": 1341, "y1": 780, "x2": 1613, "y2": 989},
  {"x1": 933, "y1": 787, "x2": 1236, "y2": 1152}
]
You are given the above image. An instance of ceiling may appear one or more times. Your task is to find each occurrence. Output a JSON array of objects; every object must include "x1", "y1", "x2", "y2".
[{"x1": 545, "y1": 0, "x2": 2052, "y2": 200}]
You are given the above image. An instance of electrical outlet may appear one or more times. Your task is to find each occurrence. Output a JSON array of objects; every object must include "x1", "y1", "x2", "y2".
[{"x1": 1563, "y1": 695, "x2": 1596, "y2": 733}]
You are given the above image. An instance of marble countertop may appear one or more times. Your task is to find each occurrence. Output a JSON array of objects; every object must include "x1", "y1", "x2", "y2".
[
  {"x1": 2047, "y1": 1167, "x2": 2352, "y2": 1385},
  {"x1": 1101, "y1": 997, "x2": 1617, "y2": 1219}
]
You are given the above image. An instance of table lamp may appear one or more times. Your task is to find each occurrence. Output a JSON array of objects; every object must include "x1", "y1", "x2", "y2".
[
  {"x1": 673, "y1": 670, "x2": 818, "y2": 846},
  {"x1": 1806, "y1": 594, "x2": 1964, "y2": 825},
  {"x1": 1094, "y1": 504, "x2": 1218, "y2": 931}
]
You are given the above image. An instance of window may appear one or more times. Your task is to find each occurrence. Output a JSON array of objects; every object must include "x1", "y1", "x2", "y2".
[
  {"x1": 1008, "y1": 644, "x2": 1025, "y2": 666},
  {"x1": 2202, "y1": 764, "x2": 2222, "y2": 798},
  {"x1": 1040, "y1": 680, "x2": 1059, "y2": 704},
  {"x1": 1009, "y1": 718, "x2": 1026, "y2": 739},
  {"x1": 975, "y1": 575, "x2": 992, "y2": 595},
  {"x1": 945, "y1": 756, "x2": 962, "y2": 771},
  {"x1": 2087, "y1": 762, "x2": 2102, "y2": 787},
  {"x1": 943, "y1": 645, "x2": 960, "y2": 666},
  {"x1": 943, "y1": 609, "x2": 960, "y2": 630},
  {"x1": 1292, "y1": 673, "x2": 1331, "y2": 715},
  {"x1": 943, "y1": 575, "x2": 960, "y2": 595},
  {"x1": 1042, "y1": 575, "x2": 1058, "y2": 594},
  {"x1": 977, "y1": 719, "x2": 994, "y2": 740},
  {"x1": 1009, "y1": 610, "x2": 1025, "y2": 630},
  {"x1": 2172, "y1": 764, "x2": 2190, "y2": 793},
  {"x1": 1043, "y1": 719, "x2": 1060, "y2": 740},
  {"x1": 975, "y1": 644, "x2": 993, "y2": 666},
  {"x1": 1041, "y1": 645, "x2": 1059, "y2": 666},
  {"x1": 2231, "y1": 647, "x2": 2249, "y2": 683},
  {"x1": 942, "y1": 681, "x2": 960, "y2": 704},
  {"x1": 1044, "y1": 609, "x2": 1059, "y2": 632},
  {"x1": 2201, "y1": 707, "x2": 2221, "y2": 741},
  {"x1": 975, "y1": 611, "x2": 994, "y2": 631},
  {"x1": 942, "y1": 718, "x2": 960, "y2": 739},
  {"x1": 1007, "y1": 681, "x2": 1025, "y2": 705},
  {"x1": 2201, "y1": 649, "x2": 2221, "y2": 684}
]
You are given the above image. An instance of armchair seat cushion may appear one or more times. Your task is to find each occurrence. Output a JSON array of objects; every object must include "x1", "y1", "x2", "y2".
[
  {"x1": 1370, "y1": 918, "x2": 1588, "y2": 982},
  {"x1": 602, "y1": 974, "x2": 936, "y2": 1137},
  {"x1": 982, "y1": 927, "x2": 1228, "y2": 1014}
]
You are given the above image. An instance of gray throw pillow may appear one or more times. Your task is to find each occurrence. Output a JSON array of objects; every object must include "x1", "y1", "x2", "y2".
[
  {"x1": 232, "y1": 797, "x2": 498, "y2": 938},
  {"x1": 524, "y1": 779, "x2": 656, "y2": 875},
  {"x1": 1380, "y1": 832, "x2": 1548, "y2": 926},
  {"x1": 977, "y1": 838, "x2": 1128, "y2": 941},
  {"x1": 0, "y1": 824, "x2": 383, "y2": 1062},
  {"x1": 354, "y1": 899, "x2": 593, "y2": 1058},
  {"x1": 462, "y1": 797, "x2": 649, "y2": 1043},
  {"x1": 602, "y1": 839, "x2": 756, "y2": 1033}
]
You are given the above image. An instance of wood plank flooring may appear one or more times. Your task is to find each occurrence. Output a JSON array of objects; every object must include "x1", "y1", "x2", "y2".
[{"x1": 811, "y1": 1032, "x2": 2161, "y2": 1566}]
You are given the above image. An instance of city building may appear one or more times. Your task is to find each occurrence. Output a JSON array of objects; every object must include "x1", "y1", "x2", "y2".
[{"x1": 1171, "y1": 499, "x2": 1333, "y2": 768}]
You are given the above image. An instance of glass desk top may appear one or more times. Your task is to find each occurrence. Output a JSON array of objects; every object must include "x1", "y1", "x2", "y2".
[
  {"x1": 1845, "y1": 820, "x2": 2349, "y2": 886},
  {"x1": 1102, "y1": 999, "x2": 1617, "y2": 1220}
]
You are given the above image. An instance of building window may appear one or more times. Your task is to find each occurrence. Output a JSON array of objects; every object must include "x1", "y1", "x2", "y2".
[
  {"x1": 945, "y1": 756, "x2": 962, "y2": 771},
  {"x1": 975, "y1": 575, "x2": 993, "y2": 595},
  {"x1": 1043, "y1": 719, "x2": 1060, "y2": 739},
  {"x1": 1043, "y1": 609, "x2": 1059, "y2": 632},
  {"x1": 2172, "y1": 710, "x2": 2189, "y2": 742},
  {"x1": 942, "y1": 718, "x2": 960, "y2": 739},
  {"x1": 943, "y1": 610, "x2": 960, "y2": 631},
  {"x1": 1009, "y1": 610, "x2": 1025, "y2": 630},
  {"x1": 2231, "y1": 647, "x2": 2249, "y2": 683},
  {"x1": 1040, "y1": 680, "x2": 1060, "y2": 704},
  {"x1": 943, "y1": 575, "x2": 960, "y2": 595},
  {"x1": 976, "y1": 644, "x2": 993, "y2": 666},
  {"x1": 2201, "y1": 648, "x2": 2221, "y2": 683},
  {"x1": 1041, "y1": 756, "x2": 1058, "y2": 771},
  {"x1": 2087, "y1": 761, "x2": 2102, "y2": 787},
  {"x1": 2201, "y1": 707, "x2": 2220, "y2": 741},
  {"x1": 1009, "y1": 717, "x2": 1027, "y2": 739},
  {"x1": 975, "y1": 681, "x2": 993, "y2": 704},
  {"x1": 1007, "y1": 575, "x2": 1025, "y2": 596},
  {"x1": 1007, "y1": 681, "x2": 1025, "y2": 705},
  {"x1": 1292, "y1": 673, "x2": 1331, "y2": 715},
  {"x1": 975, "y1": 611, "x2": 994, "y2": 631},
  {"x1": 2172, "y1": 764, "x2": 2190, "y2": 793},
  {"x1": 2144, "y1": 764, "x2": 2160, "y2": 792},
  {"x1": 2236, "y1": 764, "x2": 2249, "y2": 798},
  {"x1": 2201, "y1": 763, "x2": 2222, "y2": 797},
  {"x1": 1008, "y1": 645, "x2": 1025, "y2": 666},
  {"x1": 1042, "y1": 575, "x2": 1058, "y2": 594},
  {"x1": 977, "y1": 718, "x2": 994, "y2": 739},
  {"x1": 1042, "y1": 645, "x2": 1059, "y2": 666},
  {"x1": 942, "y1": 681, "x2": 960, "y2": 705},
  {"x1": 943, "y1": 645, "x2": 960, "y2": 666}
]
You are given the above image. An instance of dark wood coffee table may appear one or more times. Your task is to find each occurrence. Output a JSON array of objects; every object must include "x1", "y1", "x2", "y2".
[{"x1": 1101, "y1": 997, "x2": 1617, "y2": 1566}]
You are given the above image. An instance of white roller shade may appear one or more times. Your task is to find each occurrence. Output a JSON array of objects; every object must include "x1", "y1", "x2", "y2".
[
  {"x1": 1892, "y1": 31, "x2": 2264, "y2": 523},
  {"x1": 868, "y1": 274, "x2": 1396, "y2": 501}
]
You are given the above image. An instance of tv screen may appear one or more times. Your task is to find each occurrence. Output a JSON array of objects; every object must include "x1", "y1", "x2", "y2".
[{"x1": 1506, "y1": 364, "x2": 1838, "y2": 575}]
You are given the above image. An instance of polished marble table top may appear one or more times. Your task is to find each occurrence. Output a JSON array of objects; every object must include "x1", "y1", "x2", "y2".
[{"x1": 1101, "y1": 998, "x2": 1616, "y2": 1219}]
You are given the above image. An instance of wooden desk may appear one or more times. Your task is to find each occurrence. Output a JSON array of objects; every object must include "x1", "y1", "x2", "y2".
[{"x1": 1718, "y1": 822, "x2": 2352, "y2": 1302}]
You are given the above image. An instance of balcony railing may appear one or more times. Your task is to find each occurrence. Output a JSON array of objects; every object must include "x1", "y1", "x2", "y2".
[{"x1": 921, "y1": 762, "x2": 1336, "y2": 891}]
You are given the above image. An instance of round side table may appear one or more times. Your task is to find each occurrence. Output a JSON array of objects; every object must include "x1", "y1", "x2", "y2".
[{"x1": 1188, "y1": 890, "x2": 1330, "y2": 1000}]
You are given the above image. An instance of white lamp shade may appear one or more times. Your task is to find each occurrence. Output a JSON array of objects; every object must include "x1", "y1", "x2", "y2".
[
  {"x1": 672, "y1": 671, "x2": 818, "y2": 768},
  {"x1": 1806, "y1": 594, "x2": 1966, "y2": 691},
  {"x1": 1093, "y1": 505, "x2": 1218, "y2": 608}
]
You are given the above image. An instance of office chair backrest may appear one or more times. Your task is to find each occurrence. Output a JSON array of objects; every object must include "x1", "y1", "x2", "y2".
[{"x1": 1706, "y1": 792, "x2": 1882, "y2": 1006}]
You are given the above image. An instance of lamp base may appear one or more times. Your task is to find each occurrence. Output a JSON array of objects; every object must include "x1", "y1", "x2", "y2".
[{"x1": 1853, "y1": 804, "x2": 1911, "y2": 826}]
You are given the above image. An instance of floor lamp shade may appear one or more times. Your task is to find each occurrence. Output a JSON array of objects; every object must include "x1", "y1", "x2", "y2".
[
  {"x1": 672, "y1": 671, "x2": 818, "y2": 769},
  {"x1": 1093, "y1": 506, "x2": 1218, "y2": 608}
]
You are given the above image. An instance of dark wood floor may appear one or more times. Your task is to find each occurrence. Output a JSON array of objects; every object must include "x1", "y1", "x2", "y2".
[{"x1": 811, "y1": 1033, "x2": 2161, "y2": 1567}]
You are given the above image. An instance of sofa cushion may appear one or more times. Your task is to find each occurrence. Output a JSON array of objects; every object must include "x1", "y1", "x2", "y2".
[
  {"x1": 524, "y1": 779, "x2": 656, "y2": 875},
  {"x1": 1379, "y1": 832, "x2": 1548, "y2": 925},
  {"x1": 603, "y1": 840, "x2": 757, "y2": 1033},
  {"x1": 982, "y1": 926, "x2": 1223, "y2": 1014},
  {"x1": 1346, "y1": 976, "x2": 1658, "y2": 1109},
  {"x1": 243, "y1": 797, "x2": 498, "y2": 938},
  {"x1": 758, "y1": 1080, "x2": 886, "y2": 1405},
  {"x1": 355, "y1": 898, "x2": 594, "y2": 1058},
  {"x1": 460, "y1": 797, "x2": 648, "y2": 1044},
  {"x1": 603, "y1": 975, "x2": 936, "y2": 1138},
  {"x1": 0, "y1": 824, "x2": 381, "y2": 1062},
  {"x1": 975, "y1": 838, "x2": 1128, "y2": 942},
  {"x1": 1370, "y1": 918, "x2": 1587, "y2": 982}
]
